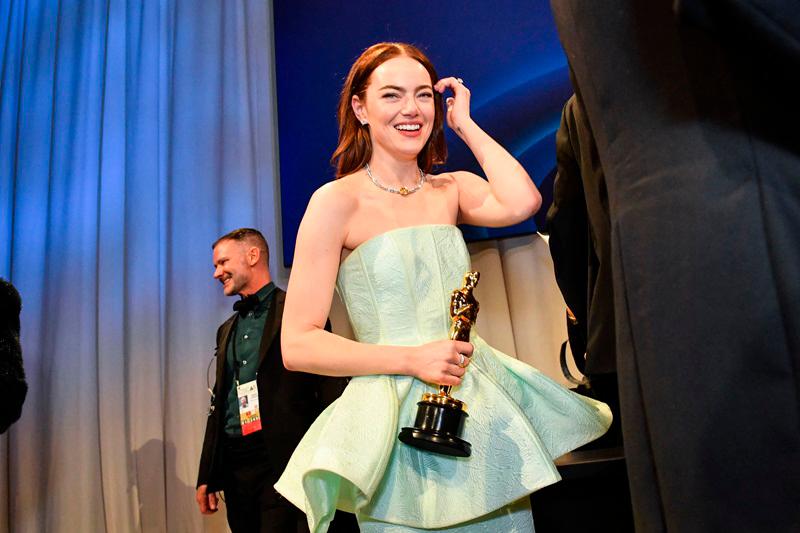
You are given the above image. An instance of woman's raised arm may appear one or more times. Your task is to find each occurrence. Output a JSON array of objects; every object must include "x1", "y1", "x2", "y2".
[{"x1": 434, "y1": 77, "x2": 542, "y2": 227}]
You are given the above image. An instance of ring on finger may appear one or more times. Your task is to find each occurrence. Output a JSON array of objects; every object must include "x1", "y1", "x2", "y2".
[
  {"x1": 457, "y1": 353, "x2": 467, "y2": 368},
  {"x1": 456, "y1": 77, "x2": 464, "y2": 85}
]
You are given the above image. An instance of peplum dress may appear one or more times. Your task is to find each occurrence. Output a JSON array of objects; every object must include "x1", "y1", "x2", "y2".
[{"x1": 275, "y1": 224, "x2": 612, "y2": 532}]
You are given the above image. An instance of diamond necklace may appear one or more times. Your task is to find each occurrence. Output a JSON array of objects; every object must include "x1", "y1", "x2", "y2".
[{"x1": 365, "y1": 163, "x2": 426, "y2": 196}]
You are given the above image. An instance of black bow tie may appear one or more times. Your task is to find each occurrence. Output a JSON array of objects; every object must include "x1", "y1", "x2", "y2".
[{"x1": 233, "y1": 294, "x2": 260, "y2": 316}]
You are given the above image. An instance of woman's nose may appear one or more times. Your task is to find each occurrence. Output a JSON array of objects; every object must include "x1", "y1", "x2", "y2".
[{"x1": 401, "y1": 96, "x2": 419, "y2": 115}]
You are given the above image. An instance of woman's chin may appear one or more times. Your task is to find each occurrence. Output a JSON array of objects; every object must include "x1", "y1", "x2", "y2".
[{"x1": 388, "y1": 141, "x2": 428, "y2": 161}]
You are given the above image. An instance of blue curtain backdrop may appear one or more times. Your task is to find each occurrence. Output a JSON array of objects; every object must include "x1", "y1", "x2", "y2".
[{"x1": 0, "y1": 1, "x2": 281, "y2": 530}]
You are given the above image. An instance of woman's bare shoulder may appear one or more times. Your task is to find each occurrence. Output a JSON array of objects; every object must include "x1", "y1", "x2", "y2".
[
  {"x1": 425, "y1": 170, "x2": 460, "y2": 188},
  {"x1": 308, "y1": 174, "x2": 363, "y2": 216}
]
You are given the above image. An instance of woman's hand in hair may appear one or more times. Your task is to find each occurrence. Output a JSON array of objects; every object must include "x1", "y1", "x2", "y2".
[{"x1": 435, "y1": 76, "x2": 472, "y2": 141}]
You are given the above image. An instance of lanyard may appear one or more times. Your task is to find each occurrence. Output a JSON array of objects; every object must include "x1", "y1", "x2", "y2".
[{"x1": 230, "y1": 318, "x2": 245, "y2": 385}]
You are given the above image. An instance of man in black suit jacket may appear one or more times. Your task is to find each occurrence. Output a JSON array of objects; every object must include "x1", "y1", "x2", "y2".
[
  {"x1": 196, "y1": 228, "x2": 354, "y2": 533},
  {"x1": 547, "y1": 92, "x2": 621, "y2": 449},
  {"x1": 550, "y1": 1, "x2": 800, "y2": 530}
]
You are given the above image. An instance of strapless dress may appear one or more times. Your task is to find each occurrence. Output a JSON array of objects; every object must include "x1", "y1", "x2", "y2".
[{"x1": 275, "y1": 224, "x2": 611, "y2": 532}]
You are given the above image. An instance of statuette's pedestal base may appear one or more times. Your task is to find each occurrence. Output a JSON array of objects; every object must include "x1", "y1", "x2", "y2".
[{"x1": 399, "y1": 394, "x2": 471, "y2": 457}]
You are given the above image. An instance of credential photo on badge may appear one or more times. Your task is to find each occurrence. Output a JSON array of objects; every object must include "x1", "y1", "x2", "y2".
[{"x1": 237, "y1": 380, "x2": 262, "y2": 435}]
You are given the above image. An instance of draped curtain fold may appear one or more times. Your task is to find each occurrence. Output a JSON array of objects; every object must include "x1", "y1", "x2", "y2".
[{"x1": 1, "y1": 1, "x2": 281, "y2": 531}]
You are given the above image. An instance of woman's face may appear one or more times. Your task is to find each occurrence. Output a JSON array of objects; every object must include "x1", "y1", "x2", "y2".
[{"x1": 353, "y1": 56, "x2": 436, "y2": 162}]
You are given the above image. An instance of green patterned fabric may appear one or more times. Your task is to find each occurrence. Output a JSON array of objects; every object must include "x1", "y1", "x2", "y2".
[{"x1": 275, "y1": 225, "x2": 611, "y2": 532}]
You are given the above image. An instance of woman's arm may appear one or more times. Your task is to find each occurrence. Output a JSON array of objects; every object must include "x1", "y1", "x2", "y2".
[
  {"x1": 281, "y1": 182, "x2": 472, "y2": 385},
  {"x1": 434, "y1": 77, "x2": 542, "y2": 227}
]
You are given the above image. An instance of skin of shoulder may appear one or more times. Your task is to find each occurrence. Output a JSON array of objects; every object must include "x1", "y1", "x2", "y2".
[
  {"x1": 424, "y1": 170, "x2": 458, "y2": 190},
  {"x1": 451, "y1": 169, "x2": 539, "y2": 227},
  {"x1": 330, "y1": 169, "x2": 460, "y2": 250},
  {"x1": 283, "y1": 178, "x2": 358, "y2": 338},
  {"x1": 306, "y1": 177, "x2": 360, "y2": 238},
  {"x1": 428, "y1": 169, "x2": 493, "y2": 226}
]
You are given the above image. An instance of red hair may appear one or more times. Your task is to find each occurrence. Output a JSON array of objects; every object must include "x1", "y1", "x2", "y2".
[{"x1": 331, "y1": 42, "x2": 447, "y2": 178}]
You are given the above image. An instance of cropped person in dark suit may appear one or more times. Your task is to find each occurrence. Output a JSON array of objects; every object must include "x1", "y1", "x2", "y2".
[
  {"x1": 550, "y1": 1, "x2": 800, "y2": 530},
  {"x1": 196, "y1": 228, "x2": 356, "y2": 533},
  {"x1": 0, "y1": 278, "x2": 27, "y2": 434},
  {"x1": 547, "y1": 91, "x2": 621, "y2": 448}
]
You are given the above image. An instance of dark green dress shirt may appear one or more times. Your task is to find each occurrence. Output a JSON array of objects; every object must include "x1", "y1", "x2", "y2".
[{"x1": 223, "y1": 282, "x2": 276, "y2": 436}]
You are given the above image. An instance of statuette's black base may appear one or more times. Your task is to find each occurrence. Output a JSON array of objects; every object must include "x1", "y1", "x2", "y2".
[
  {"x1": 399, "y1": 427, "x2": 471, "y2": 457},
  {"x1": 398, "y1": 397, "x2": 471, "y2": 457}
]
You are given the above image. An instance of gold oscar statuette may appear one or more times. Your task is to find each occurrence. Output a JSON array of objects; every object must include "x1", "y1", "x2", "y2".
[{"x1": 398, "y1": 271, "x2": 480, "y2": 457}]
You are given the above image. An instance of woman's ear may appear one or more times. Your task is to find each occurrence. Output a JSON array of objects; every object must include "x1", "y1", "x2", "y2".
[{"x1": 352, "y1": 95, "x2": 368, "y2": 126}]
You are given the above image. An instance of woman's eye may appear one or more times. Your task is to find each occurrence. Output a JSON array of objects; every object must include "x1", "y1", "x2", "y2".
[
  {"x1": 418, "y1": 92, "x2": 433, "y2": 99},
  {"x1": 382, "y1": 93, "x2": 400, "y2": 99}
]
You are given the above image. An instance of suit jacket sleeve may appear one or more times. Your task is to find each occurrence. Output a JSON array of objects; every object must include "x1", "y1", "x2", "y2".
[
  {"x1": 546, "y1": 96, "x2": 591, "y2": 345},
  {"x1": 196, "y1": 323, "x2": 226, "y2": 489}
]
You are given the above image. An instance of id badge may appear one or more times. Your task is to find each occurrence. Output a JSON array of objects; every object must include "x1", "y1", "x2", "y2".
[{"x1": 236, "y1": 380, "x2": 262, "y2": 435}]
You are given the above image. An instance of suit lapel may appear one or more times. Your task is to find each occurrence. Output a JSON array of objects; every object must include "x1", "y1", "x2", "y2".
[{"x1": 216, "y1": 315, "x2": 238, "y2": 386}]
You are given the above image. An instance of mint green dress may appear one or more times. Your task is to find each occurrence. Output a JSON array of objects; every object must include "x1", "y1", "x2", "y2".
[{"x1": 275, "y1": 224, "x2": 612, "y2": 532}]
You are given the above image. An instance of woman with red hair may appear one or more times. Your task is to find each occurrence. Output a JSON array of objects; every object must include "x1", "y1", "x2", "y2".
[{"x1": 276, "y1": 42, "x2": 611, "y2": 532}]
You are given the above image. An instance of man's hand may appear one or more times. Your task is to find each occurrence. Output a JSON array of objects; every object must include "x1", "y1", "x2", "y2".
[{"x1": 196, "y1": 484, "x2": 219, "y2": 514}]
